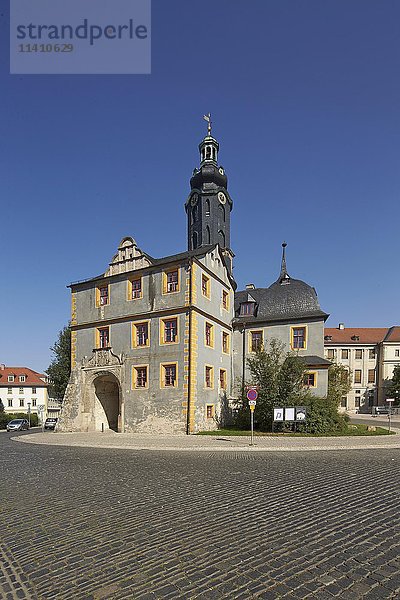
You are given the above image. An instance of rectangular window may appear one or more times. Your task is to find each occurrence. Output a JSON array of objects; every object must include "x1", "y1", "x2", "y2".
[
  {"x1": 355, "y1": 397, "x2": 361, "y2": 408},
  {"x1": 205, "y1": 366, "x2": 213, "y2": 388},
  {"x1": 19, "y1": 398, "x2": 24, "y2": 407},
  {"x1": 341, "y1": 349, "x2": 349, "y2": 360},
  {"x1": 341, "y1": 397, "x2": 347, "y2": 408},
  {"x1": 206, "y1": 405, "x2": 214, "y2": 419},
  {"x1": 161, "y1": 318, "x2": 178, "y2": 344},
  {"x1": 251, "y1": 331, "x2": 263, "y2": 353},
  {"x1": 355, "y1": 349, "x2": 363, "y2": 360},
  {"x1": 133, "y1": 366, "x2": 148, "y2": 388},
  {"x1": 240, "y1": 302, "x2": 255, "y2": 316},
  {"x1": 369, "y1": 349, "x2": 376, "y2": 359},
  {"x1": 32, "y1": 387, "x2": 36, "y2": 394},
  {"x1": 222, "y1": 332, "x2": 230, "y2": 354},
  {"x1": 32, "y1": 398, "x2": 37, "y2": 407},
  {"x1": 7, "y1": 387, "x2": 12, "y2": 395},
  {"x1": 133, "y1": 322, "x2": 149, "y2": 347},
  {"x1": 354, "y1": 370, "x2": 362, "y2": 384},
  {"x1": 130, "y1": 277, "x2": 142, "y2": 300},
  {"x1": 304, "y1": 373, "x2": 316, "y2": 387},
  {"x1": 8, "y1": 398, "x2": 12, "y2": 407},
  {"x1": 8, "y1": 375, "x2": 14, "y2": 382},
  {"x1": 222, "y1": 290, "x2": 229, "y2": 310},
  {"x1": 327, "y1": 349, "x2": 335, "y2": 359},
  {"x1": 19, "y1": 375, "x2": 26, "y2": 382},
  {"x1": 395, "y1": 349, "x2": 400, "y2": 357},
  {"x1": 19, "y1": 387, "x2": 24, "y2": 394},
  {"x1": 97, "y1": 285, "x2": 109, "y2": 306},
  {"x1": 98, "y1": 327, "x2": 110, "y2": 349},
  {"x1": 162, "y1": 364, "x2": 177, "y2": 387},
  {"x1": 165, "y1": 269, "x2": 179, "y2": 293},
  {"x1": 368, "y1": 369, "x2": 375, "y2": 384},
  {"x1": 292, "y1": 327, "x2": 306, "y2": 350},
  {"x1": 205, "y1": 322, "x2": 214, "y2": 347},
  {"x1": 219, "y1": 369, "x2": 227, "y2": 390},
  {"x1": 201, "y1": 274, "x2": 210, "y2": 298}
]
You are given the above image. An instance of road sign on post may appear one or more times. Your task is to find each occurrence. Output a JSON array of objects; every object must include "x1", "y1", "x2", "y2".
[
  {"x1": 247, "y1": 391, "x2": 258, "y2": 446},
  {"x1": 247, "y1": 388, "x2": 258, "y2": 402}
]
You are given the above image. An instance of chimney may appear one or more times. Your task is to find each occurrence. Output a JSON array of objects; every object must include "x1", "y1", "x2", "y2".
[
  {"x1": 246, "y1": 283, "x2": 255, "y2": 290},
  {"x1": 0, "y1": 364, "x2": 5, "y2": 370},
  {"x1": 338, "y1": 323, "x2": 345, "y2": 330}
]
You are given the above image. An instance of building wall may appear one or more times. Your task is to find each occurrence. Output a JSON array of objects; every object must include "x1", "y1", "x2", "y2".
[
  {"x1": 0, "y1": 386, "x2": 48, "y2": 416},
  {"x1": 232, "y1": 319, "x2": 327, "y2": 399}
]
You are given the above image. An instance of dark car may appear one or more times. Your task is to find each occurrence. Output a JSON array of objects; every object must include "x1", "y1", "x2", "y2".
[
  {"x1": 7, "y1": 419, "x2": 29, "y2": 432},
  {"x1": 44, "y1": 418, "x2": 58, "y2": 430}
]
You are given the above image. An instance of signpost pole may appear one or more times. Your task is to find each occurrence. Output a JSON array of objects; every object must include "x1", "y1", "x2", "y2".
[
  {"x1": 250, "y1": 408, "x2": 254, "y2": 446},
  {"x1": 387, "y1": 399, "x2": 394, "y2": 433}
]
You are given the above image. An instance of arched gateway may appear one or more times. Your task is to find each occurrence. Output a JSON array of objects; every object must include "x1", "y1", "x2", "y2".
[{"x1": 93, "y1": 373, "x2": 121, "y2": 432}]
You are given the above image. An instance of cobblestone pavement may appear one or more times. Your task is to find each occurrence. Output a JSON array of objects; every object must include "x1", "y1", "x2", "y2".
[{"x1": 1, "y1": 431, "x2": 400, "y2": 599}]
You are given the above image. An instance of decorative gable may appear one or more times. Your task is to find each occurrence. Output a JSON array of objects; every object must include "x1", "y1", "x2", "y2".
[{"x1": 105, "y1": 237, "x2": 153, "y2": 276}]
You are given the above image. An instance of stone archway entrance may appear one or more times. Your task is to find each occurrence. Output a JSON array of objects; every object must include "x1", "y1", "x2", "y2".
[{"x1": 93, "y1": 373, "x2": 121, "y2": 432}]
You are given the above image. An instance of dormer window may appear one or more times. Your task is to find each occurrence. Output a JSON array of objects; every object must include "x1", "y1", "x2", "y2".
[
  {"x1": 351, "y1": 335, "x2": 360, "y2": 341},
  {"x1": 19, "y1": 375, "x2": 26, "y2": 382},
  {"x1": 8, "y1": 375, "x2": 14, "y2": 382},
  {"x1": 240, "y1": 302, "x2": 255, "y2": 316},
  {"x1": 324, "y1": 335, "x2": 332, "y2": 341}
]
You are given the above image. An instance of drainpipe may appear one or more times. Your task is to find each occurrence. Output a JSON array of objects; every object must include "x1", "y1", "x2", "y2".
[{"x1": 186, "y1": 259, "x2": 193, "y2": 435}]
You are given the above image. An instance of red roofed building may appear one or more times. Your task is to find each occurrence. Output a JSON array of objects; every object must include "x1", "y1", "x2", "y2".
[
  {"x1": 324, "y1": 325, "x2": 400, "y2": 411},
  {"x1": 0, "y1": 365, "x2": 49, "y2": 418}
]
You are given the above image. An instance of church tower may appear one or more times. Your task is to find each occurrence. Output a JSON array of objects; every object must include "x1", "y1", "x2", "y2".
[{"x1": 185, "y1": 115, "x2": 234, "y2": 273}]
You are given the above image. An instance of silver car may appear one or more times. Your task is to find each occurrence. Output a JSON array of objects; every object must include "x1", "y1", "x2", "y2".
[{"x1": 7, "y1": 419, "x2": 29, "y2": 432}]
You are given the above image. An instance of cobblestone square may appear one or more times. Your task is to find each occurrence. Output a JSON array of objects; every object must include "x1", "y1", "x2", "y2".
[{"x1": 1, "y1": 432, "x2": 400, "y2": 599}]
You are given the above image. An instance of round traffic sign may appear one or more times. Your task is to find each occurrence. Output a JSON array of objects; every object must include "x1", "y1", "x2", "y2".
[{"x1": 247, "y1": 389, "x2": 258, "y2": 401}]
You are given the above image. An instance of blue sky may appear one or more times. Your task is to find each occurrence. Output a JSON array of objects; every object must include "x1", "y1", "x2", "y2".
[{"x1": 1, "y1": 1, "x2": 399, "y2": 372}]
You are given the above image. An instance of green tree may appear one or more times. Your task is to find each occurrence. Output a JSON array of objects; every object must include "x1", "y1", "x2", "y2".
[
  {"x1": 236, "y1": 339, "x2": 308, "y2": 430},
  {"x1": 327, "y1": 363, "x2": 352, "y2": 406},
  {"x1": 388, "y1": 365, "x2": 400, "y2": 405},
  {"x1": 46, "y1": 324, "x2": 71, "y2": 399}
]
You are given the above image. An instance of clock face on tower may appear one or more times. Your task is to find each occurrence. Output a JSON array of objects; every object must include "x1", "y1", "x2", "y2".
[
  {"x1": 218, "y1": 192, "x2": 226, "y2": 204},
  {"x1": 191, "y1": 193, "x2": 198, "y2": 206}
]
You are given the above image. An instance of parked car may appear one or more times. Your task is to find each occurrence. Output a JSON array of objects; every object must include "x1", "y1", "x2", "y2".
[
  {"x1": 7, "y1": 419, "x2": 29, "y2": 432},
  {"x1": 44, "y1": 418, "x2": 58, "y2": 430}
]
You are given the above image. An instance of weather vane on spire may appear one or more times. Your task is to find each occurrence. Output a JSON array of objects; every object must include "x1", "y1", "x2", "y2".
[{"x1": 203, "y1": 113, "x2": 212, "y2": 136}]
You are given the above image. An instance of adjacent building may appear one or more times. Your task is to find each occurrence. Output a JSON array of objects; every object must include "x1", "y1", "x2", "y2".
[
  {"x1": 59, "y1": 122, "x2": 330, "y2": 434},
  {"x1": 0, "y1": 365, "x2": 49, "y2": 417},
  {"x1": 324, "y1": 325, "x2": 400, "y2": 412}
]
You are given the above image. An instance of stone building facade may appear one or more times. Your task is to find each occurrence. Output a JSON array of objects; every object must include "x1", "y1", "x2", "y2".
[
  {"x1": 324, "y1": 325, "x2": 400, "y2": 412},
  {"x1": 58, "y1": 123, "x2": 330, "y2": 434}
]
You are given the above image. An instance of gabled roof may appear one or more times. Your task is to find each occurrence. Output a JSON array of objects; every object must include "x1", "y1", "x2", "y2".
[
  {"x1": 0, "y1": 367, "x2": 49, "y2": 387},
  {"x1": 384, "y1": 326, "x2": 400, "y2": 343},
  {"x1": 324, "y1": 328, "x2": 389, "y2": 344}
]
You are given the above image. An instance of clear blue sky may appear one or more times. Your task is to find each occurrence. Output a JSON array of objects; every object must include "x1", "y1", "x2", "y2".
[{"x1": 1, "y1": 1, "x2": 399, "y2": 372}]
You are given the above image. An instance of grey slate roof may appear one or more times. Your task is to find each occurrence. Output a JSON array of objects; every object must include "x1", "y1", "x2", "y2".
[
  {"x1": 301, "y1": 355, "x2": 331, "y2": 367},
  {"x1": 234, "y1": 277, "x2": 329, "y2": 323}
]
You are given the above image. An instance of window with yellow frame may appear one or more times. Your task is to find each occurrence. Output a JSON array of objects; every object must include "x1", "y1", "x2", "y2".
[
  {"x1": 128, "y1": 277, "x2": 142, "y2": 300},
  {"x1": 205, "y1": 365, "x2": 214, "y2": 389},
  {"x1": 206, "y1": 404, "x2": 214, "y2": 419},
  {"x1": 222, "y1": 290, "x2": 229, "y2": 311},
  {"x1": 222, "y1": 331, "x2": 230, "y2": 354},
  {"x1": 205, "y1": 322, "x2": 214, "y2": 348},
  {"x1": 132, "y1": 365, "x2": 148, "y2": 389},
  {"x1": 96, "y1": 284, "x2": 110, "y2": 307},
  {"x1": 132, "y1": 321, "x2": 150, "y2": 348},
  {"x1": 201, "y1": 273, "x2": 210, "y2": 298},
  {"x1": 290, "y1": 326, "x2": 307, "y2": 350},
  {"x1": 303, "y1": 372, "x2": 317, "y2": 388},
  {"x1": 219, "y1": 369, "x2": 227, "y2": 390},
  {"x1": 162, "y1": 268, "x2": 180, "y2": 294},
  {"x1": 160, "y1": 317, "x2": 179, "y2": 344},
  {"x1": 160, "y1": 363, "x2": 178, "y2": 388}
]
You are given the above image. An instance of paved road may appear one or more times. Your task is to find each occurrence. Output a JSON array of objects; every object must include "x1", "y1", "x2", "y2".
[{"x1": 1, "y1": 431, "x2": 400, "y2": 599}]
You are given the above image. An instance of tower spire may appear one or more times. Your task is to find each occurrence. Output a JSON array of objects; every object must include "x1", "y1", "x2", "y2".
[{"x1": 279, "y1": 242, "x2": 290, "y2": 283}]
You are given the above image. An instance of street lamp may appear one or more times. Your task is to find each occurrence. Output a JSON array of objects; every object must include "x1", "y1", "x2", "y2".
[
  {"x1": 27, "y1": 402, "x2": 31, "y2": 429},
  {"x1": 386, "y1": 398, "x2": 394, "y2": 433}
]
